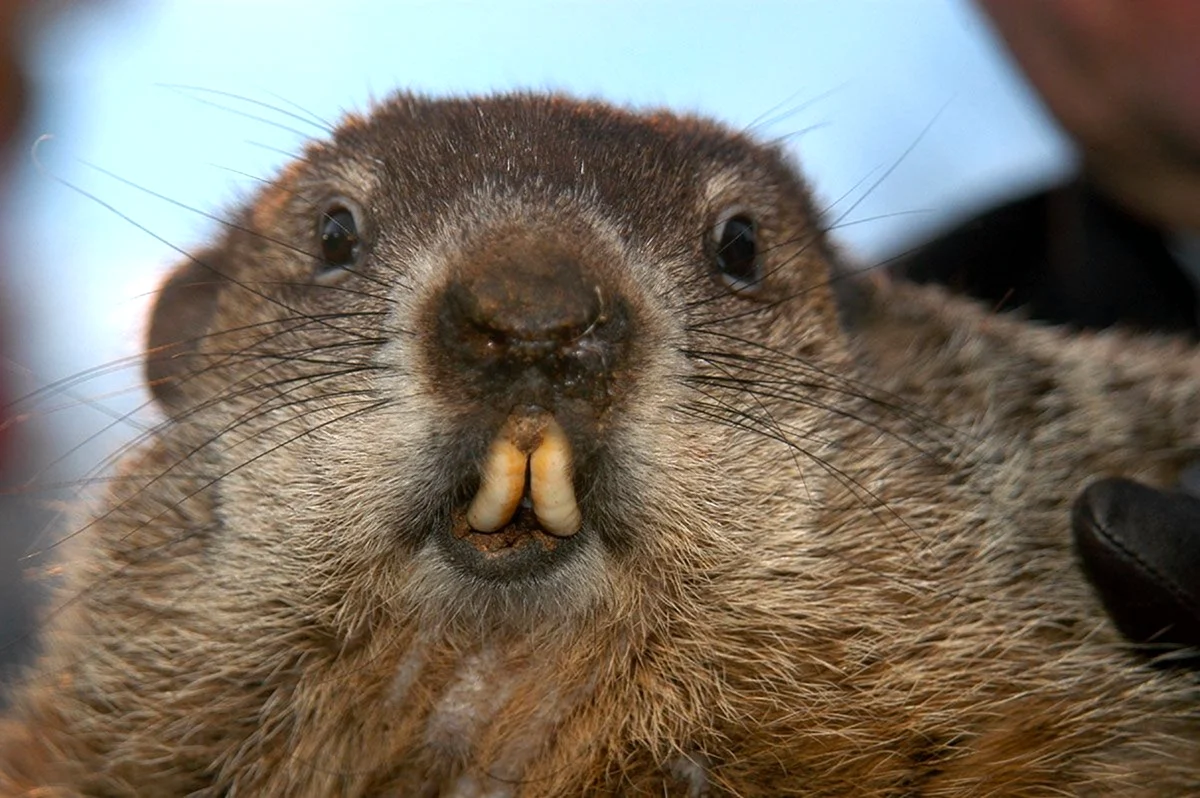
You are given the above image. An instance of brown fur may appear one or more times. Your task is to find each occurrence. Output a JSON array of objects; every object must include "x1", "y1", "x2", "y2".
[{"x1": 1, "y1": 93, "x2": 1197, "y2": 796}]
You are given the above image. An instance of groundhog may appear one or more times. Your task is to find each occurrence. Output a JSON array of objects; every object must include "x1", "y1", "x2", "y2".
[{"x1": 0, "y1": 93, "x2": 1197, "y2": 796}]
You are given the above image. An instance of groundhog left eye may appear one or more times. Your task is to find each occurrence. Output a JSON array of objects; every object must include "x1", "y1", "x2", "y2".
[
  {"x1": 712, "y1": 212, "x2": 762, "y2": 293},
  {"x1": 318, "y1": 205, "x2": 360, "y2": 271}
]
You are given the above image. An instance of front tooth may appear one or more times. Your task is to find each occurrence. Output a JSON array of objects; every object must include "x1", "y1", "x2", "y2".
[
  {"x1": 529, "y1": 419, "x2": 582, "y2": 537},
  {"x1": 466, "y1": 436, "x2": 528, "y2": 532}
]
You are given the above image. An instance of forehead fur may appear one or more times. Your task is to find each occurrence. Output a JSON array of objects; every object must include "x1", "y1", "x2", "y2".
[{"x1": 304, "y1": 93, "x2": 806, "y2": 215}]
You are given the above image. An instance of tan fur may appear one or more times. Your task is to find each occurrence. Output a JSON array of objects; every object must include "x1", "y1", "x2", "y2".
[{"x1": 1, "y1": 93, "x2": 1197, "y2": 796}]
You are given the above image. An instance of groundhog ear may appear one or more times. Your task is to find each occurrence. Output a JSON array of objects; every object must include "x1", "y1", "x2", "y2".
[{"x1": 144, "y1": 251, "x2": 228, "y2": 411}]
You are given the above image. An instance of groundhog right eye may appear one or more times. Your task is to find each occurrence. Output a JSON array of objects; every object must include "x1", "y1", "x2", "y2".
[
  {"x1": 319, "y1": 206, "x2": 360, "y2": 269},
  {"x1": 712, "y1": 212, "x2": 762, "y2": 293}
]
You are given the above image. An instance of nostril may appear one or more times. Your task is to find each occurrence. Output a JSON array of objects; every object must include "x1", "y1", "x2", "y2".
[{"x1": 482, "y1": 328, "x2": 507, "y2": 351}]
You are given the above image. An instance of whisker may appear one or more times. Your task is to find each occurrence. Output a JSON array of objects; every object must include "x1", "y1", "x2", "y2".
[
  {"x1": 158, "y1": 83, "x2": 328, "y2": 140},
  {"x1": 158, "y1": 84, "x2": 337, "y2": 134}
]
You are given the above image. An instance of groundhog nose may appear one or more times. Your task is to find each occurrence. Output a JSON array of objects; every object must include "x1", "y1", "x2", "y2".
[
  {"x1": 452, "y1": 254, "x2": 602, "y2": 344},
  {"x1": 434, "y1": 234, "x2": 630, "y2": 412}
]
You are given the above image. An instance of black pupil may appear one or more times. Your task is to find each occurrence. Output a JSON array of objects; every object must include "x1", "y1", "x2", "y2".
[
  {"x1": 716, "y1": 215, "x2": 758, "y2": 285},
  {"x1": 321, "y1": 208, "x2": 358, "y2": 267}
]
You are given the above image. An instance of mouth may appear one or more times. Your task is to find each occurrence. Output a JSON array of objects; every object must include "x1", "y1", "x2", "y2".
[{"x1": 439, "y1": 409, "x2": 587, "y2": 580}]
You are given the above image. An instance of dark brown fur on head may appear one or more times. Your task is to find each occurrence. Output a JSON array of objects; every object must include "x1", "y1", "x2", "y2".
[{"x1": 1, "y1": 92, "x2": 1198, "y2": 796}]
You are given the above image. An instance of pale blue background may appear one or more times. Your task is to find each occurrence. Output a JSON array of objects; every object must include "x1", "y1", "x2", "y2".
[{"x1": 8, "y1": 0, "x2": 1073, "y2": 477}]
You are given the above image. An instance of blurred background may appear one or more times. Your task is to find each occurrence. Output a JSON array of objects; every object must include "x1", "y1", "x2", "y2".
[{"x1": 0, "y1": 0, "x2": 1071, "y2": 685}]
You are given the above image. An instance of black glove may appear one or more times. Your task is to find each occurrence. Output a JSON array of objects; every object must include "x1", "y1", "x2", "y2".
[{"x1": 1072, "y1": 478, "x2": 1200, "y2": 661}]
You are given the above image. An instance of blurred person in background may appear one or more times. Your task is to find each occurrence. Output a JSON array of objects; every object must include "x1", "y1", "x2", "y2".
[
  {"x1": 899, "y1": 0, "x2": 1200, "y2": 334},
  {"x1": 0, "y1": 0, "x2": 39, "y2": 698},
  {"x1": 0, "y1": 0, "x2": 98, "y2": 699}
]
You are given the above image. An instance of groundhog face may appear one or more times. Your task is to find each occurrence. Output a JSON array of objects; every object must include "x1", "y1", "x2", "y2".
[{"x1": 144, "y1": 94, "x2": 843, "y2": 627}]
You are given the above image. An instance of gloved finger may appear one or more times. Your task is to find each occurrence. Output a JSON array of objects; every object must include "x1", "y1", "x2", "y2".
[{"x1": 1072, "y1": 477, "x2": 1200, "y2": 659}]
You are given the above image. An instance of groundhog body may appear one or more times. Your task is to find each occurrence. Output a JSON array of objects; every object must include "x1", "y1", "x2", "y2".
[{"x1": 1, "y1": 94, "x2": 1197, "y2": 796}]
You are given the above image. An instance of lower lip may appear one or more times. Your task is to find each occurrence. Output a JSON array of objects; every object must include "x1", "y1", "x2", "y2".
[{"x1": 452, "y1": 506, "x2": 564, "y2": 556}]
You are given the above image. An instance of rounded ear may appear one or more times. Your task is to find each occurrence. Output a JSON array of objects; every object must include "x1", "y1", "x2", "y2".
[{"x1": 144, "y1": 251, "x2": 228, "y2": 412}]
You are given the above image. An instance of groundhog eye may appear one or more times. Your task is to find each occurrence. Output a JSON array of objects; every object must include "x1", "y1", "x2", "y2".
[
  {"x1": 318, "y1": 205, "x2": 360, "y2": 270},
  {"x1": 712, "y1": 213, "x2": 761, "y2": 292}
]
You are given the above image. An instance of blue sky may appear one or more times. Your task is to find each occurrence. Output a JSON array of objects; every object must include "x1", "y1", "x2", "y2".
[{"x1": 7, "y1": 0, "x2": 1073, "y2": 471}]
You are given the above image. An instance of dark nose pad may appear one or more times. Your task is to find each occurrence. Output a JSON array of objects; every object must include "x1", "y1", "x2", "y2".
[
  {"x1": 454, "y1": 255, "x2": 602, "y2": 349},
  {"x1": 436, "y1": 239, "x2": 629, "y2": 410}
]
